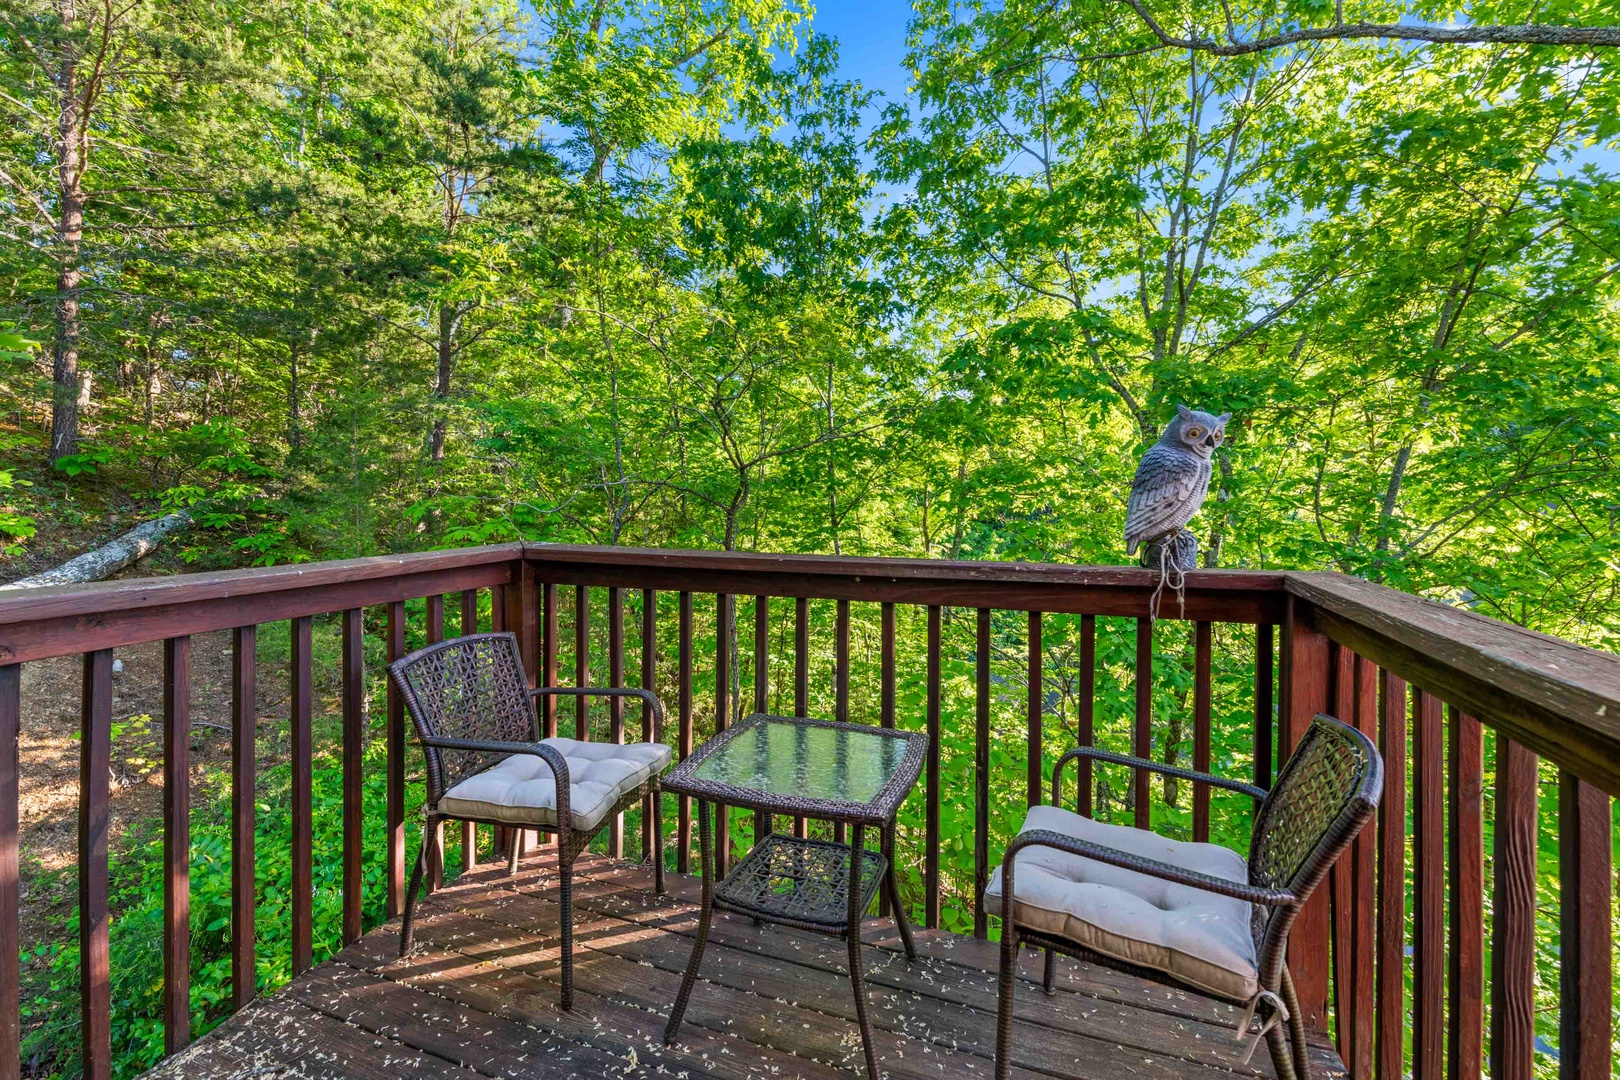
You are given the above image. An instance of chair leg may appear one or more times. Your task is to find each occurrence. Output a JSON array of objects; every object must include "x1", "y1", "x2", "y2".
[
  {"x1": 399, "y1": 817, "x2": 435, "y2": 958},
  {"x1": 881, "y1": 825, "x2": 916, "y2": 961},
  {"x1": 665, "y1": 800, "x2": 714, "y2": 1045},
  {"x1": 507, "y1": 829, "x2": 522, "y2": 876},
  {"x1": 995, "y1": 926, "x2": 1019, "y2": 1080},
  {"x1": 846, "y1": 823, "x2": 881, "y2": 1080},
  {"x1": 1265, "y1": 1020, "x2": 1298, "y2": 1080},
  {"x1": 1042, "y1": 947, "x2": 1056, "y2": 994},
  {"x1": 557, "y1": 836, "x2": 575, "y2": 1011},
  {"x1": 1281, "y1": 966, "x2": 1311, "y2": 1080}
]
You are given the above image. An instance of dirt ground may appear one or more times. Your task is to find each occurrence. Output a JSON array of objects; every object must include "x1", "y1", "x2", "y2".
[{"x1": 15, "y1": 628, "x2": 305, "y2": 958}]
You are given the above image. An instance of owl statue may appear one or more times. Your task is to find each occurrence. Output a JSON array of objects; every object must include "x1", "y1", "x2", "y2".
[{"x1": 1125, "y1": 405, "x2": 1231, "y2": 572}]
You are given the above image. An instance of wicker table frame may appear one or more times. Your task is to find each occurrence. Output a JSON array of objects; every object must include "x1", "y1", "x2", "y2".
[{"x1": 661, "y1": 714, "x2": 927, "y2": 1080}]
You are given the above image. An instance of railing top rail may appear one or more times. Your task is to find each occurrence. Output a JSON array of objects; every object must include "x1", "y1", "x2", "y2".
[
  {"x1": 517, "y1": 544, "x2": 1287, "y2": 621},
  {"x1": 0, "y1": 544, "x2": 524, "y2": 626},
  {"x1": 519, "y1": 543, "x2": 1287, "y2": 588},
  {"x1": 1288, "y1": 571, "x2": 1620, "y2": 794},
  {"x1": 0, "y1": 544, "x2": 523, "y2": 664}
]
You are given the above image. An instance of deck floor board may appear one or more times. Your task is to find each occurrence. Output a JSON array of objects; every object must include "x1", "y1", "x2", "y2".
[{"x1": 147, "y1": 849, "x2": 1347, "y2": 1080}]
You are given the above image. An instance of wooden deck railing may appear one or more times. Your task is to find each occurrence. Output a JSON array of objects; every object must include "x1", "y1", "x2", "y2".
[{"x1": 0, "y1": 543, "x2": 1614, "y2": 1080}]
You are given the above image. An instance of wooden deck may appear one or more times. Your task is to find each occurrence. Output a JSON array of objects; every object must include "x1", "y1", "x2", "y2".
[{"x1": 146, "y1": 849, "x2": 1347, "y2": 1080}]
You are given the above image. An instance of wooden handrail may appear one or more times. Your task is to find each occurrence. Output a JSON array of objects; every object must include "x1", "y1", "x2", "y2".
[
  {"x1": 517, "y1": 544, "x2": 1287, "y2": 622},
  {"x1": 0, "y1": 545, "x2": 521, "y2": 664},
  {"x1": 1287, "y1": 571, "x2": 1620, "y2": 794}
]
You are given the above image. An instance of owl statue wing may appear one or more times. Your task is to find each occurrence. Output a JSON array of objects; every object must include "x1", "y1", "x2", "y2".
[{"x1": 1125, "y1": 445, "x2": 1206, "y2": 555}]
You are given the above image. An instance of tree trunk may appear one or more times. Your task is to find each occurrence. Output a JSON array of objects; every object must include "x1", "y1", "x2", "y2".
[
  {"x1": 288, "y1": 343, "x2": 301, "y2": 449},
  {"x1": 2, "y1": 510, "x2": 193, "y2": 589},
  {"x1": 430, "y1": 304, "x2": 454, "y2": 462},
  {"x1": 49, "y1": 0, "x2": 86, "y2": 463}
]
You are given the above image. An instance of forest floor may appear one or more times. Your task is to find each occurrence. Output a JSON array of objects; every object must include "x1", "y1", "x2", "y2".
[{"x1": 14, "y1": 634, "x2": 283, "y2": 951}]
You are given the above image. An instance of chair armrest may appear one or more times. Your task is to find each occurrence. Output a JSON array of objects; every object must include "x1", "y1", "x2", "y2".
[
  {"x1": 530, "y1": 686, "x2": 664, "y2": 742},
  {"x1": 419, "y1": 736, "x2": 570, "y2": 824},
  {"x1": 1003, "y1": 828, "x2": 1295, "y2": 907},
  {"x1": 1053, "y1": 746, "x2": 1268, "y2": 807}
]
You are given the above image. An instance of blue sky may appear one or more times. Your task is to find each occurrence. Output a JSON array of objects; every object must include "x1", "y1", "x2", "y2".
[{"x1": 805, "y1": 0, "x2": 916, "y2": 106}]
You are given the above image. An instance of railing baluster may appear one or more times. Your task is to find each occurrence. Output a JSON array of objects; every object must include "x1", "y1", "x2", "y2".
[
  {"x1": 541, "y1": 582, "x2": 558, "y2": 738},
  {"x1": 426, "y1": 594, "x2": 444, "y2": 644},
  {"x1": 880, "y1": 603, "x2": 895, "y2": 730},
  {"x1": 835, "y1": 598, "x2": 850, "y2": 722},
  {"x1": 1133, "y1": 618, "x2": 1152, "y2": 829},
  {"x1": 1350, "y1": 655, "x2": 1377, "y2": 1080},
  {"x1": 1330, "y1": 642, "x2": 1354, "y2": 1063},
  {"x1": 0, "y1": 664, "x2": 17, "y2": 1080},
  {"x1": 1489, "y1": 736, "x2": 1537, "y2": 1080},
  {"x1": 974, "y1": 607, "x2": 990, "y2": 939},
  {"x1": 642, "y1": 588, "x2": 657, "y2": 863},
  {"x1": 753, "y1": 595, "x2": 769, "y2": 714},
  {"x1": 1191, "y1": 621, "x2": 1211, "y2": 842},
  {"x1": 608, "y1": 587, "x2": 624, "y2": 857},
  {"x1": 1254, "y1": 622, "x2": 1274, "y2": 791},
  {"x1": 291, "y1": 617, "x2": 314, "y2": 970},
  {"x1": 1412, "y1": 688, "x2": 1444, "y2": 1080},
  {"x1": 794, "y1": 595, "x2": 809, "y2": 838},
  {"x1": 461, "y1": 592, "x2": 481, "y2": 870},
  {"x1": 341, "y1": 608, "x2": 364, "y2": 943},
  {"x1": 491, "y1": 581, "x2": 507, "y2": 631},
  {"x1": 1447, "y1": 708, "x2": 1484, "y2": 1080},
  {"x1": 1282, "y1": 598, "x2": 1332, "y2": 1029},
  {"x1": 575, "y1": 586, "x2": 590, "y2": 739},
  {"x1": 1027, "y1": 611, "x2": 1042, "y2": 809},
  {"x1": 677, "y1": 591, "x2": 693, "y2": 874},
  {"x1": 880, "y1": 601, "x2": 896, "y2": 918},
  {"x1": 384, "y1": 603, "x2": 405, "y2": 918},
  {"x1": 514, "y1": 560, "x2": 538, "y2": 690},
  {"x1": 716, "y1": 592, "x2": 731, "y2": 878},
  {"x1": 835, "y1": 598, "x2": 850, "y2": 843},
  {"x1": 754, "y1": 596, "x2": 769, "y2": 844},
  {"x1": 1375, "y1": 671, "x2": 1407, "y2": 1080},
  {"x1": 1558, "y1": 771, "x2": 1613, "y2": 1080},
  {"x1": 232, "y1": 627, "x2": 257, "y2": 1008},
  {"x1": 0, "y1": 664, "x2": 16, "y2": 1080},
  {"x1": 925, "y1": 605, "x2": 941, "y2": 930},
  {"x1": 80, "y1": 649, "x2": 113, "y2": 1080},
  {"x1": 1078, "y1": 614, "x2": 1094, "y2": 818}
]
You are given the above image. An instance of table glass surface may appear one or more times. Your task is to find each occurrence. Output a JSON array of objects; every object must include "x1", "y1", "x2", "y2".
[{"x1": 692, "y1": 720, "x2": 909, "y2": 806}]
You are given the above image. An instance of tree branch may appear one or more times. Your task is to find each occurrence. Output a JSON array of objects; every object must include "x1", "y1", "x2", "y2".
[{"x1": 1114, "y1": 0, "x2": 1620, "y2": 52}]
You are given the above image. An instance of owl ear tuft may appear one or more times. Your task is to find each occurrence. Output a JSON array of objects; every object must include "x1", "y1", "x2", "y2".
[
  {"x1": 1176, "y1": 404, "x2": 1193, "y2": 420},
  {"x1": 1216, "y1": 412, "x2": 1232, "y2": 424}
]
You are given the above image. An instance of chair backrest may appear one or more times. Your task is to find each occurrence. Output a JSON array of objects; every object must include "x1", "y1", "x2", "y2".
[
  {"x1": 389, "y1": 632, "x2": 538, "y2": 801},
  {"x1": 1248, "y1": 714, "x2": 1383, "y2": 980}
]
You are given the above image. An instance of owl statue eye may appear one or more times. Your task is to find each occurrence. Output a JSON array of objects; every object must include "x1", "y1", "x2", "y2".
[{"x1": 1185, "y1": 426, "x2": 1203, "y2": 439}]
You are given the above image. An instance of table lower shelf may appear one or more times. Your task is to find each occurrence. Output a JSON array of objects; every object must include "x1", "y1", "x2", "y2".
[{"x1": 713, "y1": 832, "x2": 887, "y2": 931}]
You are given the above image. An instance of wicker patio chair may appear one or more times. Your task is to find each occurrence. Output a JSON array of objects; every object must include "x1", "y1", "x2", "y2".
[
  {"x1": 989, "y1": 713, "x2": 1382, "y2": 1080},
  {"x1": 388, "y1": 631, "x2": 671, "y2": 1009}
]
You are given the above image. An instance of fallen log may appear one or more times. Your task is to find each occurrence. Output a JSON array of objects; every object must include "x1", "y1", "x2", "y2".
[{"x1": 1, "y1": 509, "x2": 193, "y2": 588}]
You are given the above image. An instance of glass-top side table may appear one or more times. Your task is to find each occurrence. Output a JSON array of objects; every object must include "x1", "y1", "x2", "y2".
[{"x1": 661, "y1": 714, "x2": 927, "y2": 1080}]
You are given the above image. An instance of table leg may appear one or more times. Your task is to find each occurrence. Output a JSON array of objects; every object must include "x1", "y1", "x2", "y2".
[
  {"x1": 848, "y1": 823, "x2": 881, "y2": 1080},
  {"x1": 881, "y1": 824, "x2": 916, "y2": 961},
  {"x1": 664, "y1": 799, "x2": 713, "y2": 1045}
]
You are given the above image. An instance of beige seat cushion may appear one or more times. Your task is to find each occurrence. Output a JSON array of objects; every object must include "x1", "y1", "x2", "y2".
[
  {"x1": 437, "y1": 738, "x2": 672, "y2": 833},
  {"x1": 984, "y1": 804, "x2": 1257, "y2": 1000}
]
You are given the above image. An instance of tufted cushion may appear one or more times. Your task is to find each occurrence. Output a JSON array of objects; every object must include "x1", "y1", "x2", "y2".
[
  {"x1": 984, "y1": 804, "x2": 1257, "y2": 1000},
  {"x1": 437, "y1": 738, "x2": 672, "y2": 833}
]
